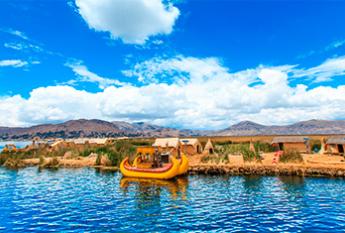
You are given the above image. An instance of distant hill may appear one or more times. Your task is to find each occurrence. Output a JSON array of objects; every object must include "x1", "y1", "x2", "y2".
[
  {"x1": 0, "y1": 119, "x2": 204, "y2": 140},
  {"x1": 216, "y1": 119, "x2": 345, "y2": 136},
  {"x1": 1, "y1": 119, "x2": 345, "y2": 140}
]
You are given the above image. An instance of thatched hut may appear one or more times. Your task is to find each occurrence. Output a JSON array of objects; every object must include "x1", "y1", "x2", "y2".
[
  {"x1": 179, "y1": 138, "x2": 202, "y2": 155},
  {"x1": 203, "y1": 139, "x2": 214, "y2": 155},
  {"x1": 152, "y1": 138, "x2": 180, "y2": 156},
  {"x1": 271, "y1": 136, "x2": 310, "y2": 153},
  {"x1": 325, "y1": 137, "x2": 345, "y2": 155},
  {"x1": 66, "y1": 138, "x2": 109, "y2": 145}
]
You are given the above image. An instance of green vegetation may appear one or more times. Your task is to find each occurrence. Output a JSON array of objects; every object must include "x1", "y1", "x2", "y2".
[
  {"x1": 279, "y1": 149, "x2": 304, "y2": 163},
  {"x1": 39, "y1": 156, "x2": 60, "y2": 169},
  {"x1": 0, "y1": 139, "x2": 139, "y2": 167},
  {"x1": 201, "y1": 154, "x2": 229, "y2": 164},
  {"x1": 0, "y1": 152, "x2": 24, "y2": 166},
  {"x1": 78, "y1": 140, "x2": 136, "y2": 166},
  {"x1": 310, "y1": 139, "x2": 321, "y2": 153},
  {"x1": 241, "y1": 147, "x2": 260, "y2": 162},
  {"x1": 214, "y1": 141, "x2": 274, "y2": 162},
  {"x1": 95, "y1": 153, "x2": 102, "y2": 166},
  {"x1": 253, "y1": 142, "x2": 275, "y2": 153}
]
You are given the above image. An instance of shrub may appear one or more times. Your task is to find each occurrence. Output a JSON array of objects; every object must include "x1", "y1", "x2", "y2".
[
  {"x1": 95, "y1": 154, "x2": 102, "y2": 166},
  {"x1": 129, "y1": 140, "x2": 153, "y2": 146},
  {"x1": 254, "y1": 142, "x2": 275, "y2": 153},
  {"x1": 0, "y1": 153, "x2": 11, "y2": 165},
  {"x1": 215, "y1": 142, "x2": 264, "y2": 162},
  {"x1": 241, "y1": 147, "x2": 259, "y2": 162},
  {"x1": 39, "y1": 157, "x2": 60, "y2": 169},
  {"x1": 279, "y1": 149, "x2": 304, "y2": 163},
  {"x1": 215, "y1": 143, "x2": 249, "y2": 156},
  {"x1": 310, "y1": 140, "x2": 321, "y2": 153},
  {"x1": 39, "y1": 155, "x2": 45, "y2": 165}
]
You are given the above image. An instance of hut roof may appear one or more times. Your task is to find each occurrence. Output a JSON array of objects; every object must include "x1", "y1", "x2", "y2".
[
  {"x1": 66, "y1": 138, "x2": 108, "y2": 145},
  {"x1": 152, "y1": 138, "x2": 180, "y2": 148},
  {"x1": 203, "y1": 139, "x2": 214, "y2": 150},
  {"x1": 179, "y1": 138, "x2": 201, "y2": 146},
  {"x1": 51, "y1": 140, "x2": 64, "y2": 147},
  {"x1": 271, "y1": 136, "x2": 309, "y2": 144},
  {"x1": 326, "y1": 137, "x2": 345, "y2": 144}
]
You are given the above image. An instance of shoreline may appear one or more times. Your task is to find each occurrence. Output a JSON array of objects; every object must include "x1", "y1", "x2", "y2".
[
  {"x1": 7, "y1": 158, "x2": 345, "y2": 178},
  {"x1": 188, "y1": 164, "x2": 345, "y2": 178}
]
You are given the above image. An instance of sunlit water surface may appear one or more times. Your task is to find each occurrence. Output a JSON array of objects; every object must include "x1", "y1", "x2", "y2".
[{"x1": 1, "y1": 167, "x2": 345, "y2": 232}]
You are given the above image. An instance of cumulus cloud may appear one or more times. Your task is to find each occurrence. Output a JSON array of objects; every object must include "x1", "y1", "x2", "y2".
[
  {"x1": 1, "y1": 55, "x2": 345, "y2": 129},
  {"x1": 74, "y1": 0, "x2": 180, "y2": 44},
  {"x1": 65, "y1": 61, "x2": 126, "y2": 89}
]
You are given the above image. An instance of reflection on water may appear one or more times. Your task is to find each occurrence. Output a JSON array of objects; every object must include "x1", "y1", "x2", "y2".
[
  {"x1": 120, "y1": 176, "x2": 188, "y2": 201},
  {"x1": 242, "y1": 175, "x2": 264, "y2": 192}
]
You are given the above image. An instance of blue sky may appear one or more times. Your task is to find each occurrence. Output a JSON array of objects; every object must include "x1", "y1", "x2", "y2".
[{"x1": 0, "y1": 0, "x2": 345, "y2": 129}]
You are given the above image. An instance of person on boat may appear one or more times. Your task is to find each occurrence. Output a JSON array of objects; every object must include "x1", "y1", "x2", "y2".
[
  {"x1": 177, "y1": 144, "x2": 181, "y2": 159},
  {"x1": 152, "y1": 148, "x2": 160, "y2": 168}
]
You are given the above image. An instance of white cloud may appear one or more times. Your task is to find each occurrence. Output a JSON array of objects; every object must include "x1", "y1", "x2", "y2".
[
  {"x1": 4, "y1": 42, "x2": 43, "y2": 52},
  {"x1": 66, "y1": 61, "x2": 126, "y2": 89},
  {"x1": 0, "y1": 59, "x2": 28, "y2": 68},
  {"x1": 1, "y1": 28, "x2": 30, "y2": 41},
  {"x1": 75, "y1": 0, "x2": 180, "y2": 44},
  {"x1": 0, "y1": 59, "x2": 40, "y2": 68},
  {"x1": 293, "y1": 56, "x2": 345, "y2": 82},
  {"x1": 2, "y1": 55, "x2": 345, "y2": 129},
  {"x1": 326, "y1": 39, "x2": 345, "y2": 50}
]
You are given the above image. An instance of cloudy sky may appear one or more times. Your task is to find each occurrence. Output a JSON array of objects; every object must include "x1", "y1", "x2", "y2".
[{"x1": 0, "y1": 0, "x2": 345, "y2": 129}]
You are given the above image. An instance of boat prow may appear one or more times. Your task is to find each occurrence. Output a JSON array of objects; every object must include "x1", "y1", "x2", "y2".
[{"x1": 177, "y1": 153, "x2": 189, "y2": 176}]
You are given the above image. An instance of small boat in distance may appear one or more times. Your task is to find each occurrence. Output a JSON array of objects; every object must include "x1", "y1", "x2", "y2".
[{"x1": 120, "y1": 146, "x2": 188, "y2": 179}]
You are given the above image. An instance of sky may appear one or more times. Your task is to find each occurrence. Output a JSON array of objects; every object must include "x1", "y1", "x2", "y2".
[{"x1": 0, "y1": 0, "x2": 345, "y2": 129}]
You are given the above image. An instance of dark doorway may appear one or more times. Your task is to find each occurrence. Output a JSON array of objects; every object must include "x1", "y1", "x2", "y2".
[
  {"x1": 197, "y1": 145, "x2": 201, "y2": 153},
  {"x1": 337, "y1": 144, "x2": 344, "y2": 154},
  {"x1": 278, "y1": 143, "x2": 284, "y2": 151},
  {"x1": 209, "y1": 148, "x2": 214, "y2": 154}
]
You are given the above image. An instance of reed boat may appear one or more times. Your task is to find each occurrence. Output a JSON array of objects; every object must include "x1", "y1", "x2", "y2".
[{"x1": 120, "y1": 155, "x2": 180, "y2": 179}]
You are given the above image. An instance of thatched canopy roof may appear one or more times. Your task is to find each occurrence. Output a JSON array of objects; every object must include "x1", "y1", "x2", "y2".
[
  {"x1": 203, "y1": 139, "x2": 214, "y2": 150},
  {"x1": 271, "y1": 136, "x2": 309, "y2": 144},
  {"x1": 152, "y1": 138, "x2": 180, "y2": 148},
  {"x1": 179, "y1": 138, "x2": 201, "y2": 146},
  {"x1": 326, "y1": 137, "x2": 345, "y2": 145}
]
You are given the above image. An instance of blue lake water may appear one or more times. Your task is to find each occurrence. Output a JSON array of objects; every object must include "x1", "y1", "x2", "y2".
[
  {"x1": 1, "y1": 167, "x2": 345, "y2": 232},
  {"x1": 0, "y1": 141, "x2": 32, "y2": 151}
]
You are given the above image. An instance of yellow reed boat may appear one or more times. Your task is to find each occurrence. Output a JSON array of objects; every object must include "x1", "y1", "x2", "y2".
[{"x1": 120, "y1": 146, "x2": 189, "y2": 179}]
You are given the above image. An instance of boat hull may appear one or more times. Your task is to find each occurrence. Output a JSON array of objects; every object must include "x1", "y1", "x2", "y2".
[{"x1": 120, "y1": 156, "x2": 180, "y2": 179}]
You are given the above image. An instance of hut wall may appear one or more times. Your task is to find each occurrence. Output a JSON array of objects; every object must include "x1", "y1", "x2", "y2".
[
  {"x1": 283, "y1": 143, "x2": 308, "y2": 153},
  {"x1": 156, "y1": 146, "x2": 178, "y2": 156},
  {"x1": 326, "y1": 144, "x2": 345, "y2": 154},
  {"x1": 181, "y1": 145, "x2": 197, "y2": 155}
]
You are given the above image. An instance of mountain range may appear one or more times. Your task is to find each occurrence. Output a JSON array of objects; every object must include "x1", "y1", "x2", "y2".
[
  {"x1": 1, "y1": 119, "x2": 345, "y2": 140},
  {"x1": 217, "y1": 120, "x2": 345, "y2": 136}
]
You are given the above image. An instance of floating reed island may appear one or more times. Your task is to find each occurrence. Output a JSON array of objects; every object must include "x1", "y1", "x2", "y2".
[{"x1": 1, "y1": 135, "x2": 345, "y2": 178}]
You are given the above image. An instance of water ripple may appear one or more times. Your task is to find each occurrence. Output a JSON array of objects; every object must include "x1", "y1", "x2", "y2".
[{"x1": 1, "y1": 168, "x2": 345, "y2": 232}]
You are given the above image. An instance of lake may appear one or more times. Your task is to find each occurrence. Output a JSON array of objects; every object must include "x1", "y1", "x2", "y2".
[
  {"x1": 0, "y1": 167, "x2": 345, "y2": 232},
  {"x1": 0, "y1": 141, "x2": 32, "y2": 151}
]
